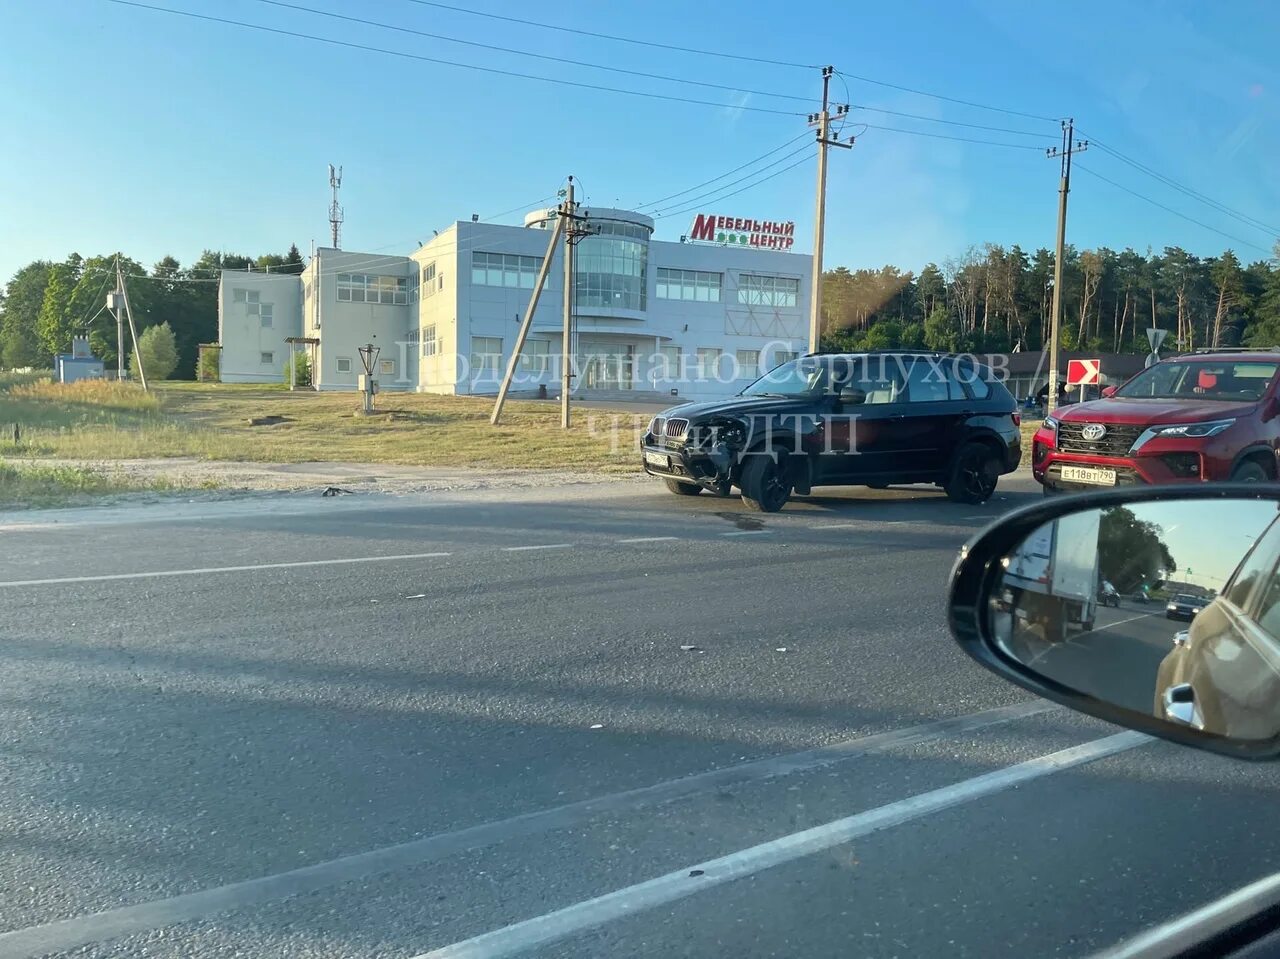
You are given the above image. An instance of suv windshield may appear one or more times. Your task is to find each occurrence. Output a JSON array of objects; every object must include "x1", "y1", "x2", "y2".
[
  {"x1": 1114, "y1": 360, "x2": 1278, "y2": 402},
  {"x1": 739, "y1": 357, "x2": 828, "y2": 397}
]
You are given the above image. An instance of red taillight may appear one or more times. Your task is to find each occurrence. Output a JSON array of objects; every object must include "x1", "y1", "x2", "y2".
[{"x1": 1012, "y1": 411, "x2": 1022, "y2": 427}]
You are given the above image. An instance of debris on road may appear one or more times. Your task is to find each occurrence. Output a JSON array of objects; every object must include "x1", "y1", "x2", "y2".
[
  {"x1": 679, "y1": 644, "x2": 701, "y2": 652},
  {"x1": 589, "y1": 724, "x2": 604, "y2": 729},
  {"x1": 322, "y1": 486, "x2": 354, "y2": 496},
  {"x1": 775, "y1": 647, "x2": 788, "y2": 652}
]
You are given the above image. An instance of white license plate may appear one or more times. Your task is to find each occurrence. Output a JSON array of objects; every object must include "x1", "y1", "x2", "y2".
[
  {"x1": 1061, "y1": 466, "x2": 1117, "y2": 486},
  {"x1": 644, "y1": 450, "x2": 669, "y2": 468}
]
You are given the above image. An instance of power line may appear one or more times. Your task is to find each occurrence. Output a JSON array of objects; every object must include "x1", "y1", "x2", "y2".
[
  {"x1": 655, "y1": 155, "x2": 815, "y2": 221},
  {"x1": 252, "y1": 0, "x2": 813, "y2": 105},
  {"x1": 104, "y1": 0, "x2": 807, "y2": 117},
  {"x1": 636, "y1": 132, "x2": 812, "y2": 210},
  {"x1": 850, "y1": 104, "x2": 1051, "y2": 138},
  {"x1": 1074, "y1": 163, "x2": 1274, "y2": 256},
  {"x1": 859, "y1": 124, "x2": 1051, "y2": 151},
  {"x1": 834, "y1": 69, "x2": 1060, "y2": 123},
  {"x1": 648, "y1": 144, "x2": 813, "y2": 216},
  {"x1": 397, "y1": 0, "x2": 818, "y2": 70},
  {"x1": 1078, "y1": 131, "x2": 1280, "y2": 238}
]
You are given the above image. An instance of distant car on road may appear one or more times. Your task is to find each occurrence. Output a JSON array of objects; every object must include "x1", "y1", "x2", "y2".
[
  {"x1": 1166, "y1": 593, "x2": 1210, "y2": 620},
  {"x1": 639, "y1": 351, "x2": 1021, "y2": 512}
]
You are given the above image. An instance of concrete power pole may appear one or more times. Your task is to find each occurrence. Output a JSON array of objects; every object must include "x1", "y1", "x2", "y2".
[
  {"x1": 1045, "y1": 119, "x2": 1087, "y2": 416},
  {"x1": 562, "y1": 177, "x2": 576, "y2": 428},
  {"x1": 329, "y1": 164, "x2": 344, "y2": 249},
  {"x1": 116, "y1": 258, "x2": 147, "y2": 390},
  {"x1": 112, "y1": 256, "x2": 125, "y2": 380},
  {"x1": 806, "y1": 67, "x2": 852, "y2": 354}
]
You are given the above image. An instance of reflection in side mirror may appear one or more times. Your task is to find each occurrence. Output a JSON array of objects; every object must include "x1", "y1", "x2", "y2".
[{"x1": 951, "y1": 489, "x2": 1280, "y2": 757}]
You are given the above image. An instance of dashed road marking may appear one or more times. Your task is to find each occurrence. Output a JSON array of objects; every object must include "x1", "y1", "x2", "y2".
[
  {"x1": 616, "y1": 536, "x2": 679, "y2": 544},
  {"x1": 502, "y1": 544, "x2": 573, "y2": 552}
]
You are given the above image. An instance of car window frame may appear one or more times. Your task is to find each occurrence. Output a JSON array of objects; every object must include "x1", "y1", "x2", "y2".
[
  {"x1": 901, "y1": 356, "x2": 960, "y2": 404},
  {"x1": 1221, "y1": 515, "x2": 1280, "y2": 617}
]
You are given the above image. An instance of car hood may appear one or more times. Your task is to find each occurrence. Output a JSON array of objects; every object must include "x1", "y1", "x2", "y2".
[
  {"x1": 1059, "y1": 397, "x2": 1257, "y2": 426},
  {"x1": 655, "y1": 395, "x2": 819, "y2": 421}
]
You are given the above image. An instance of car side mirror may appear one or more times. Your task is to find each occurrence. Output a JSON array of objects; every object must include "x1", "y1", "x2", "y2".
[
  {"x1": 1101, "y1": 385, "x2": 1117, "y2": 398},
  {"x1": 838, "y1": 387, "x2": 867, "y2": 406},
  {"x1": 949, "y1": 485, "x2": 1280, "y2": 760}
]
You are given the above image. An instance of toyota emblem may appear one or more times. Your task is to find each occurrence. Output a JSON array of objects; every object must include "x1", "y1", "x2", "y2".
[{"x1": 1081, "y1": 423, "x2": 1108, "y2": 441}]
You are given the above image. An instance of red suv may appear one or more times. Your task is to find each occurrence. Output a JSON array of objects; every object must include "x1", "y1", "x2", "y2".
[{"x1": 1033, "y1": 351, "x2": 1280, "y2": 493}]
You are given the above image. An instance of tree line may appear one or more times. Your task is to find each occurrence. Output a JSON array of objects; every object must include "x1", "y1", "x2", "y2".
[
  {"x1": 0, "y1": 246, "x2": 304, "y2": 378},
  {"x1": 819, "y1": 243, "x2": 1280, "y2": 355}
]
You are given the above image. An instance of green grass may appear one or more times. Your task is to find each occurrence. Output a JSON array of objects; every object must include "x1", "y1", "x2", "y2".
[
  {"x1": 0, "y1": 459, "x2": 205, "y2": 509},
  {"x1": 0, "y1": 380, "x2": 651, "y2": 473}
]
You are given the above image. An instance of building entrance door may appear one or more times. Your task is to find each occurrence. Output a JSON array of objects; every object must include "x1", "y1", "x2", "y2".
[{"x1": 579, "y1": 341, "x2": 636, "y2": 390}]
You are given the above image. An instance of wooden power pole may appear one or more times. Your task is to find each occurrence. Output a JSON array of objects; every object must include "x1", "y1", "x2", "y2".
[{"x1": 1045, "y1": 119, "x2": 1087, "y2": 415}]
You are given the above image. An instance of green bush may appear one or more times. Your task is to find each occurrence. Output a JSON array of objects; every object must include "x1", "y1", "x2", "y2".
[
  {"x1": 284, "y1": 350, "x2": 312, "y2": 387},
  {"x1": 131, "y1": 322, "x2": 179, "y2": 381},
  {"x1": 197, "y1": 348, "x2": 220, "y2": 382}
]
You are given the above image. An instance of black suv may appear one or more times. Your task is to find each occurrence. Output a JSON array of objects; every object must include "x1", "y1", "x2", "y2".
[{"x1": 640, "y1": 351, "x2": 1022, "y2": 511}]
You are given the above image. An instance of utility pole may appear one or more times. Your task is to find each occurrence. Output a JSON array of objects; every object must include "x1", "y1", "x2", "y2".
[
  {"x1": 115, "y1": 257, "x2": 147, "y2": 390},
  {"x1": 1045, "y1": 119, "x2": 1087, "y2": 415},
  {"x1": 328, "y1": 164, "x2": 344, "y2": 249},
  {"x1": 111, "y1": 256, "x2": 125, "y2": 380},
  {"x1": 807, "y1": 66, "x2": 852, "y2": 354},
  {"x1": 562, "y1": 176, "x2": 576, "y2": 428},
  {"x1": 491, "y1": 212, "x2": 565, "y2": 425}
]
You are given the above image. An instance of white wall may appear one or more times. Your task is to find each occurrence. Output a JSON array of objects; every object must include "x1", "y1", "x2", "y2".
[
  {"x1": 310, "y1": 249, "x2": 415, "y2": 391},
  {"x1": 218, "y1": 272, "x2": 302, "y2": 383}
]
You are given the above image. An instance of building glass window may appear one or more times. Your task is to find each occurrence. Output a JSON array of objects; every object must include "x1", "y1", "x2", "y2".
[
  {"x1": 738, "y1": 274, "x2": 800, "y2": 307},
  {"x1": 470, "y1": 336, "x2": 502, "y2": 374},
  {"x1": 336, "y1": 273, "x2": 409, "y2": 305},
  {"x1": 695, "y1": 347, "x2": 721, "y2": 379},
  {"x1": 471, "y1": 252, "x2": 541, "y2": 289},
  {"x1": 421, "y1": 262, "x2": 437, "y2": 298},
  {"x1": 575, "y1": 224, "x2": 649, "y2": 311},
  {"x1": 379, "y1": 358, "x2": 396, "y2": 376},
  {"x1": 421, "y1": 324, "x2": 438, "y2": 357},
  {"x1": 735, "y1": 350, "x2": 760, "y2": 376},
  {"x1": 656, "y1": 346, "x2": 682, "y2": 379},
  {"x1": 260, "y1": 351, "x2": 274, "y2": 365},
  {"x1": 258, "y1": 304, "x2": 273, "y2": 328},
  {"x1": 774, "y1": 349, "x2": 799, "y2": 367},
  {"x1": 656, "y1": 268, "x2": 722, "y2": 302},
  {"x1": 336, "y1": 357, "x2": 353, "y2": 373},
  {"x1": 519, "y1": 339, "x2": 551, "y2": 372}
]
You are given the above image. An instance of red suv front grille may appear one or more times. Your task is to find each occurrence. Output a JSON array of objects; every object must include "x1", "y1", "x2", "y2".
[{"x1": 1057, "y1": 422, "x2": 1144, "y2": 456}]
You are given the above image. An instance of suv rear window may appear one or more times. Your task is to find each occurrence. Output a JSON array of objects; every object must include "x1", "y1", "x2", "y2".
[{"x1": 1116, "y1": 360, "x2": 1278, "y2": 402}]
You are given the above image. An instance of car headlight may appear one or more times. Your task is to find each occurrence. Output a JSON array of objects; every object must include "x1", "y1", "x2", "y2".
[
  {"x1": 1044, "y1": 416, "x2": 1059, "y2": 432},
  {"x1": 647, "y1": 416, "x2": 660, "y2": 436},
  {"x1": 1151, "y1": 419, "x2": 1236, "y2": 439},
  {"x1": 1167, "y1": 603, "x2": 1177, "y2": 611}
]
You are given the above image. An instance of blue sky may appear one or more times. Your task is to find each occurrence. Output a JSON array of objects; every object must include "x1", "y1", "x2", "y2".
[{"x1": 2, "y1": 0, "x2": 1277, "y2": 282}]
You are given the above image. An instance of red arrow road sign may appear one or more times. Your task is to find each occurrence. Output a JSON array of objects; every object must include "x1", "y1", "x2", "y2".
[{"x1": 1067, "y1": 358, "x2": 1101, "y2": 386}]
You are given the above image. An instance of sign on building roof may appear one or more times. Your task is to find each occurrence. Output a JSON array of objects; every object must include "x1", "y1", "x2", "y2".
[{"x1": 688, "y1": 213, "x2": 796, "y2": 251}]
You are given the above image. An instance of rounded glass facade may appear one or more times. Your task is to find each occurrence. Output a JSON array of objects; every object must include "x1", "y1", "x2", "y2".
[{"x1": 575, "y1": 220, "x2": 649, "y2": 312}]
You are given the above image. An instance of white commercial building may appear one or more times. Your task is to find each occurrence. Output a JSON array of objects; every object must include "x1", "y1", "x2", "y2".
[{"x1": 218, "y1": 206, "x2": 811, "y2": 400}]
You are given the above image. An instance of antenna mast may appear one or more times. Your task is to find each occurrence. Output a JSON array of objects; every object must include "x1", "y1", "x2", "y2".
[{"x1": 328, "y1": 164, "x2": 344, "y2": 249}]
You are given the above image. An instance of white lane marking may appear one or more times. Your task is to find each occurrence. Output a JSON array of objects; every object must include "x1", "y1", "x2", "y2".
[
  {"x1": 616, "y1": 536, "x2": 679, "y2": 544},
  {"x1": 1094, "y1": 611, "x2": 1158, "y2": 632},
  {"x1": 502, "y1": 544, "x2": 573, "y2": 552},
  {"x1": 415, "y1": 731, "x2": 1147, "y2": 959},
  {"x1": 0, "y1": 702, "x2": 1052, "y2": 959},
  {"x1": 810, "y1": 523, "x2": 859, "y2": 530},
  {"x1": 721, "y1": 530, "x2": 772, "y2": 537},
  {"x1": 0, "y1": 552, "x2": 453, "y2": 588}
]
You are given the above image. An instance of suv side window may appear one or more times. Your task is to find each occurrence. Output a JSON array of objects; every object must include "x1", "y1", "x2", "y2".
[
  {"x1": 956, "y1": 360, "x2": 991, "y2": 399},
  {"x1": 904, "y1": 358, "x2": 960, "y2": 402},
  {"x1": 851, "y1": 359, "x2": 905, "y2": 405}
]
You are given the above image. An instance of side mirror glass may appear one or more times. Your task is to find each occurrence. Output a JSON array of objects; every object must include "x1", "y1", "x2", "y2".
[
  {"x1": 1101, "y1": 385, "x2": 1117, "y2": 397},
  {"x1": 950, "y1": 488, "x2": 1280, "y2": 758},
  {"x1": 839, "y1": 387, "x2": 867, "y2": 405}
]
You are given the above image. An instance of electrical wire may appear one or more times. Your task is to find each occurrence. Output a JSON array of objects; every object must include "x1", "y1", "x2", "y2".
[
  {"x1": 104, "y1": 0, "x2": 807, "y2": 117},
  {"x1": 834, "y1": 69, "x2": 1060, "y2": 123},
  {"x1": 859, "y1": 124, "x2": 1052, "y2": 151},
  {"x1": 396, "y1": 0, "x2": 819, "y2": 70},
  {"x1": 1078, "y1": 132, "x2": 1280, "y2": 239},
  {"x1": 654, "y1": 154, "x2": 815, "y2": 221},
  {"x1": 850, "y1": 104, "x2": 1052, "y2": 138},
  {"x1": 251, "y1": 0, "x2": 813, "y2": 105},
  {"x1": 647, "y1": 143, "x2": 814, "y2": 216},
  {"x1": 1074, "y1": 163, "x2": 1274, "y2": 256},
  {"x1": 635, "y1": 132, "x2": 812, "y2": 210}
]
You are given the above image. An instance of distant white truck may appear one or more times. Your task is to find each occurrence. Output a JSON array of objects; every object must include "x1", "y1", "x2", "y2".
[{"x1": 1002, "y1": 510, "x2": 1101, "y2": 642}]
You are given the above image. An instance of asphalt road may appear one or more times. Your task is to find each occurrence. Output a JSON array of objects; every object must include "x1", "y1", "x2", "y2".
[{"x1": 3, "y1": 474, "x2": 1280, "y2": 959}]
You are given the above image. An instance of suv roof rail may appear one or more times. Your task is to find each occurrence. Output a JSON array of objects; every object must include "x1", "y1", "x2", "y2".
[{"x1": 803, "y1": 349, "x2": 949, "y2": 357}]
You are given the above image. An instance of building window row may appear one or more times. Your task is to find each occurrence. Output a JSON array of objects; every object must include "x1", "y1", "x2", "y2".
[
  {"x1": 470, "y1": 335, "x2": 502, "y2": 372},
  {"x1": 422, "y1": 324, "x2": 438, "y2": 356},
  {"x1": 656, "y1": 268, "x2": 722, "y2": 302},
  {"x1": 472, "y1": 252, "x2": 541, "y2": 289},
  {"x1": 421, "y1": 261, "x2": 440, "y2": 297},
  {"x1": 337, "y1": 273, "x2": 409, "y2": 305},
  {"x1": 738, "y1": 273, "x2": 800, "y2": 308}
]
